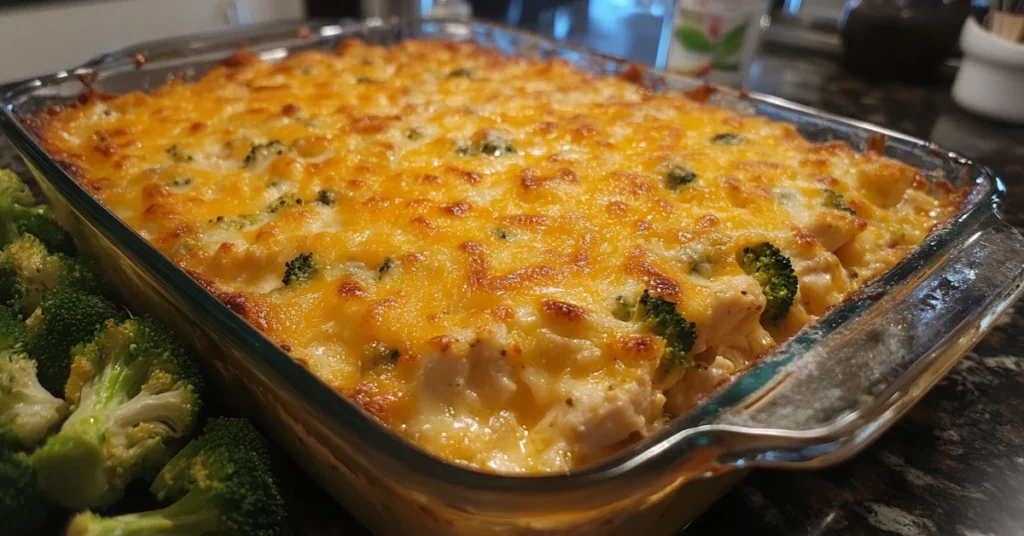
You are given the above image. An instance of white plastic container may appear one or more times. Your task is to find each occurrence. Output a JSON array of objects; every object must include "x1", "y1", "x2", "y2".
[
  {"x1": 666, "y1": 0, "x2": 770, "y2": 87},
  {"x1": 952, "y1": 17, "x2": 1024, "y2": 124}
]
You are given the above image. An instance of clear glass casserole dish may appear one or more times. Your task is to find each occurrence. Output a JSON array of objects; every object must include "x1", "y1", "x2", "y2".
[{"x1": 1, "y1": 18, "x2": 1022, "y2": 536}]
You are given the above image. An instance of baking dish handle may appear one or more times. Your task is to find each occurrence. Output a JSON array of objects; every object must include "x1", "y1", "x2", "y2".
[{"x1": 705, "y1": 213, "x2": 1024, "y2": 470}]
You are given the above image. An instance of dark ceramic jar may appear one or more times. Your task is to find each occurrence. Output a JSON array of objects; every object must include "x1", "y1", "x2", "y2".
[{"x1": 839, "y1": 0, "x2": 971, "y2": 81}]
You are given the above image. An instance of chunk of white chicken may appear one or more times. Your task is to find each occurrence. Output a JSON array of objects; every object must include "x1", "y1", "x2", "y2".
[{"x1": 790, "y1": 251, "x2": 852, "y2": 316}]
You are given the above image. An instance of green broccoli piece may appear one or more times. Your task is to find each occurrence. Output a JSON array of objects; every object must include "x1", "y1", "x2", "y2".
[
  {"x1": 32, "y1": 317, "x2": 203, "y2": 509},
  {"x1": 166, "y1": 145, "x2": 194, "y2": 164},
  {"x1": 0, "y1": 235, "x2": 102, "y2": 315},
  {"x1": 0, "y1": 304, "x2": 25, "y2": 349},
  {"x1": 710, "y1": 133, "x2": 744, "y2": 145},
  {"x1": 0, "y1": 306, "x2": 68, "y2": 447},
  {"x1": 66, "y1": 417, "x2": 288, "y2": 536},
  {"x1": 635, "y1": 290, "x2": 697, "y2": 367},
  {"x1": 1, "y1": 430, "x2": 59, "y2": 535},
  {"x1": 665, "y1": 164, "x2": 697, "y2": 189},
  {"x1": 738, "y1": 242, "x2": 798, "y2": 322},
  {"x1": 315, "y1": 189, "x2": 336, "y2": 206},
  {"x1": 0, "y1": 265, "x2": 23, "y2": 308},
  {"x1": 282, "y1": 252, "x2": 315, "y2": 286},
  {"x1": 612, "y1": 295, "x2": 636, "y2": 322},
  {"x1": 615, "y1": 291, "x2": 696, "y2": 367},
  {"x1": 208, "y1": 212, "x2": 263, "y2": 231},
  {"x1": 0, "y1": 169, "x2": 35, "y2": 207},
  {"x1": 479, "y1": 132, "x2": 516, "y2": 156},
  {"x1": 0, "y1": 169, "x2": 75, "y2": 255},
  {"x1": 26, "y1": 284, "x2": 124, "y2": 397},
  {"x1": 243, "y1": 140, "x2": 288, "y2": 168},
  {"x1": 822, "y1": 188, "x2": 856, "y2": 215},
  {"x1": 457, "y1": 131, "x2": 516, "y2": 157}
]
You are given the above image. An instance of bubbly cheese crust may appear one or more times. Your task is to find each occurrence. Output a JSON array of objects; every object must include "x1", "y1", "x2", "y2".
[{"x1": 32, "y1": 40, "x2": 964, "y2": 473}]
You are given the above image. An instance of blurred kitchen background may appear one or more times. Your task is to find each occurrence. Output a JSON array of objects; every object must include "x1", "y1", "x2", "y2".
[
  {"x1": 0, "y1": 0, "x2": 981, "y2": 82},
  {"x1": 0, "y1": 0, "x2": 1015, "y2": 175},
  {"x1": 0, "y1": 0, "x2": 1017, "y2": 189}
]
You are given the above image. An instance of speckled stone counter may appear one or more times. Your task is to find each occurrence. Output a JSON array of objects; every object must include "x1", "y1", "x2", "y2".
[{"x1": 6, "y1": 43, "x2": 1020, "y2": 536}]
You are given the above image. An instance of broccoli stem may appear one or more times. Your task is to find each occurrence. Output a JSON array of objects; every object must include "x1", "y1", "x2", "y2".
[
  {"x1": 67, "y1": 489, "x2": 223, "y2": 536},
  {"x1": 33, "y1": 339, "x2": 145, "y2": 508},
  {"x1": 109, "y1": 389, "x2": 197, "y2": 438},
  {"x1": 31, "y1": 434, "x2": 108, "y2": 509}
]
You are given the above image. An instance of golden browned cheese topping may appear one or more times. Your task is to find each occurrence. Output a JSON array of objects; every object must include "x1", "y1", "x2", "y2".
[{"x1": 33, "y1": 40, "x2": 964, "y2": 473}]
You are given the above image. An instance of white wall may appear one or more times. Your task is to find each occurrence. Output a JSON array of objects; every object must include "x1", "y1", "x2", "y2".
[{"x1": 0, "y1": 0, "x2": 305, "y2": 82}]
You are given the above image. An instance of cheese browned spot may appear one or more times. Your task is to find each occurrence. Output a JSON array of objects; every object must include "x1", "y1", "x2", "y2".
[{"x1": 31, "y1": 39, "x2": 965, "y2": 473}]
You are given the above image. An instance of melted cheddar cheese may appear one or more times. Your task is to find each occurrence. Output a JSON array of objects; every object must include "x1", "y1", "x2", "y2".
[{"x1": 32, "y1": 40, "x2": 964, "y2": 473}]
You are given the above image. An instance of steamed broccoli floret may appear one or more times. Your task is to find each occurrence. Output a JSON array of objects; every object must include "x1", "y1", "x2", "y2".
[
  {"x1": 1, "y1": 430, "x2": 58, "y2": 534},
  {"x1": 32, "y1": 317, "x2": 203, "y2": 509},
  {"x1": 27, "y1": 284, "x2": 124, "y2": 397},
  {"x1": 0, "y1": 169, "x2": 75, "y2": 255},
  {"x1": 0, "y1": 169, "x2": 36, "y2": 207},
  {"x1": 0, "y1": 305, "x2": 68, "y2": 447},
  {"x1": 282, "y1": 252, "x2": 315, "y2": 285},
  {"x1": 0, "y1": 265, "x2": 23, "y2": 307},
  {"x1": 738, "y1": 242, "x2": 798, "y2": 322},
  {"x1": 66, "y1": 417, "x2": 288, "y2": 536},
  {"x1": 616, "y1": 290, "x2": 697, "y2": 367},
  {"x1": 0, "y1": 235, "x2": 102, "y2": 315},
  {"x1": 0, "y1": 304, "x2": 25, "y2": 349}
]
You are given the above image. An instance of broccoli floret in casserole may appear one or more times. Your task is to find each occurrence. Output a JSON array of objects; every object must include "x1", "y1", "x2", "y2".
[
  {"x1": 822, "y1": 188, "x2": 857, "y2": 215},
  {"x1": 665, "y1": 164, "x2": 697, "y2": 189},
  {"x1": 65, "y1": 418, "x2": 288, "y2": 536},
  {"x1": 0, "y1": 305, "x2": 68, "y2": 447},
  {"x1": 0, "y1": 234, "x2": 102, "y2": 315},
  {"x1": 282, "y1": 252, "x2": 316, "y2": 286},
  {"x1": 458, "y1": 130, "x2": 516, "y2": 157},
  {"x1": 27, "y1": 284, "x2": 124, "y2": 397},
  {"x1": 0, "y1": 169, "x2": 75, "y2": 255},
  {"x1": 738, "y1": 242, "x2": 799, "y2": 322},
  {"x1": 636, "y1": 290, "x2": 697, "y2": 367},
  {"x1": 243, "y1": 140, "x2": 289, "y2": 168},
  {"x1": 1, "y1": 430, "x2": 59, "y2": 535},
  {"x1": 315, "y1": 189, "x2": 337, "y2": 206},
  {"x1": 710, "y1": 133, "x2": 744, "y2": 145},
  {"x1": 31, "y1": 318, "x2": 203, "y2": 509},
  {"x1": 616, "y1": 290, "x2": 697, "y2": 368}
]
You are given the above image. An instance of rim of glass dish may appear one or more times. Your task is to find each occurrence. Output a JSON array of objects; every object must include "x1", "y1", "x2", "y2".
[{"x1": 0, "y1": 17, "x2": 1006, "y2": 492}]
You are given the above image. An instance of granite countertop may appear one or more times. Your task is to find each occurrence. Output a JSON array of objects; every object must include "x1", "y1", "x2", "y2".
[{"x1": 4, "y1": 37, "x2": 1020, "y2": 536}]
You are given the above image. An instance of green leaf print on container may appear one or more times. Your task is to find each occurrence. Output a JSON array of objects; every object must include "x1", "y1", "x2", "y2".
[
  {"x1": 717, "y1": 24, "x2": 747, "y2": 58},
  {"x1": 676, "y1": 26, "x2": 714, "y2": 52},
  {"x1": 675, "y1": 23, "x2": 748, "y2": 71}
]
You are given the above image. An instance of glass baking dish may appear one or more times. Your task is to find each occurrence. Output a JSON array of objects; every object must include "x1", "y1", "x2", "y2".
[{"x1": 2, "y1": 18, "x2": 1022, "y2": 535}]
